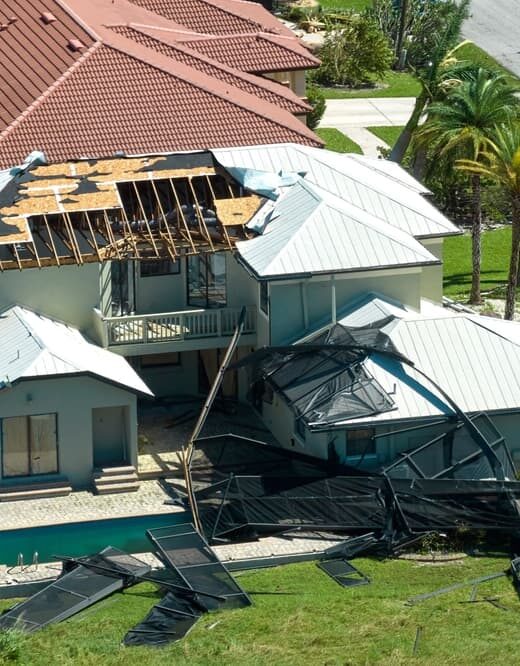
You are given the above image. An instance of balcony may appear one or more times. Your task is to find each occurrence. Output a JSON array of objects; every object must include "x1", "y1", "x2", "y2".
[{"x1": 93, "y1": 306, "x2": 257, "y2": 354}]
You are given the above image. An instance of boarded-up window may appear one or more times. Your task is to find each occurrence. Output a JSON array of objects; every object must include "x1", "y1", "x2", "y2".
[{"x1": 2, "y1": 414, "x2": 58, "y2": 478}]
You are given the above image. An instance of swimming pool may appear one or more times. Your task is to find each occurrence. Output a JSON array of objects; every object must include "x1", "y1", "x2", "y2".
[{"x1": 0, "y1": 511, "x2": 190, "y2": 566}]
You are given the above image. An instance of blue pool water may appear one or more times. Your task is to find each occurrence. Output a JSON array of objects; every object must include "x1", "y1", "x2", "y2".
[{"x1": 0, "y1": 511, "x2": 190, "y2": 566}]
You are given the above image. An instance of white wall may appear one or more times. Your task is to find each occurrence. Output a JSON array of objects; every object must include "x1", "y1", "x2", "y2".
[
  {"x1": 0, "y1": 376, "x2": 137, "y2": 488},
  {"x1": 420, "y1": 238, "x2": 444, "y2": 302},
  {"x1": 0, "y1": 264, "x2": 100, "y2": 335},
  {"x1": 269, "y1": 269, "x2": 422, "y2": 344}
]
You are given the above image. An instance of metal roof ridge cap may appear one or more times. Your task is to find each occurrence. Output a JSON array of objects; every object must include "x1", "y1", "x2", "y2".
[
  {"x1": 0, "y1": 42, "x2": 102, "y2": 142},
  {"x1": 295, "y1": 148, "x2": 457, "y2": 232}
]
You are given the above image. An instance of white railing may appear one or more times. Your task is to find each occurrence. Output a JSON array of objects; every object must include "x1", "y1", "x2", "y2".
[{"x1": 101, "y1": 306, "x2": 256, "y2": 346}]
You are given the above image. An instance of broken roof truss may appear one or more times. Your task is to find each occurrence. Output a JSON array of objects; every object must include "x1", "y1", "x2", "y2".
[{"x1": 0, "y1": 153, "x2": 261, "y2": 270}]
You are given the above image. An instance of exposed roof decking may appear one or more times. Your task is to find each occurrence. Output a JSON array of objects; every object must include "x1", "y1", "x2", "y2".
[{"x1": 0, "y1": 152, "x2": 261, "y2": 270}]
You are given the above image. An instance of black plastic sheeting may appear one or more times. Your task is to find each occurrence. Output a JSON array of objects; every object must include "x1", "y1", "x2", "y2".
[{"x1": 0, "y1": 548, "x2": 150, "y2": 633}]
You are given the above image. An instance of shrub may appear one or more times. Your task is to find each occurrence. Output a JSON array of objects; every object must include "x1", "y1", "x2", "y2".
[
  {"x1": 306, "y1": 84, "x2": 326, "y2": 129},
  {"x1": 314, "y1": 13, "x2": 393, "y2": 87}
]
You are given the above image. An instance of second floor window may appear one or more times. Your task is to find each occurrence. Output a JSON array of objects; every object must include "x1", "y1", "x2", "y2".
[{"x1": 187, "y1": 254, "x2": 227, "y2": 308}]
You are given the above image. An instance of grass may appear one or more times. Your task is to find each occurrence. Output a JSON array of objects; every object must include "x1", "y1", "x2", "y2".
[
  {"x1": 315, "y1": 127, "x2": 363, "y2": 153},
  {"x1": 1, "y1": 557, "x2": 519, "y2": 665},
  {"x1": 456, "y1": 42, "x2": 519, "y2": 84},
  {"x1": 319, "y1": 0, "x2": 371, "y2": 10},
  {"x1": 320, "y1": 70, "x2": 421, "y2": 99},
  {"x1": 443, "y1": 227, "x2": 511, "y2": 301},
  {"x1": 367, "y1": 125, "x2": 405, "y2": 148}
]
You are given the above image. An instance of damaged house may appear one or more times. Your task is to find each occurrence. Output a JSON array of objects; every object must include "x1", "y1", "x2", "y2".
[{"x1": 1, "y1": 142, "x2": 520, "y2": 498}]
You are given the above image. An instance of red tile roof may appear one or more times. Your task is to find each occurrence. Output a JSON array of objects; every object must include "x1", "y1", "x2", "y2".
[
  {"x1": 180, "y1": 33, "x2": 319, "y2": 73},
  {"x1": 110, "y1": 25, "x2": 311, "y2": 114},
  {"x1": 0, "y1": 0, "x2": 322, "y2": 166},
  {"x1": 126, "y1": 0, "x2": 287, "y2": 36},
  {"x1": 0, "y1": 0, "x2": 95, "y2": 129},
  {"x1": 0, "y1": 38, "x2": 321, "y2": 167}
]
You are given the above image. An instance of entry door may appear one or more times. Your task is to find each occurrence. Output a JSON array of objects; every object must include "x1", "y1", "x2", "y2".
[{"x1": 92, "y1": 407, "x2": 128, "y2": 468}]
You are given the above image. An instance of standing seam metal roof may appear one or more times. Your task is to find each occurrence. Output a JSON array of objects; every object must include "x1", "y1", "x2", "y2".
[
  {"x1": 213, "y1": 144, "x2": 459, "y2": 239},
  {"x1": 235, "y1": 179, "x2": 440, "y2": 278}
]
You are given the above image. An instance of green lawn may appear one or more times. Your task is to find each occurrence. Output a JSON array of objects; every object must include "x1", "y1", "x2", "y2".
[
  {"x1": 315, "y1": 127, "x2": 363, "y2": 153},
  {"x1": 2, "y1": 557, "x2": 518, "y2": 665},
  {"x1": 443, "y1": 227, "x2": 511, "y2": 301},
  {"x1": 319, "y1": 0, "x2": 371, "y2": 11},
  {"x1": 320, "y1": 70, "x2": 421, "y2": 99},
  {"x1": 367, "y1": 125, "x2": 404, "y2": 148},
  {"x1": 456, "y1": 42, "x2": 519, "y2": 84}
]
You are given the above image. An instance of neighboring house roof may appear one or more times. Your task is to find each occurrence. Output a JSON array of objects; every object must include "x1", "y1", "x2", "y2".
[
  {"x1": 0, "y1": 0, "x2": 320, "y2": 167},
  {"x1": 0, "y1": 35, "x2": 320, "y2": 166},
  {"x1": 322, "y1": 294, "x2": 520, "y2": 426},
  {"x1": 0, "y1": 305, "x2": 152, "y2": 396},
  {"x1": 213, "y1": 144, "x2": 459, "y2": 239},
  {"x1": 125, "y1": 0, "x2": 289, "y2": 36},
  {"x1": 235, "y1": 179, "x2": 440, "y2": 278},
  {"x1": 108, "y1": 25, "x2": 311, "y2": 114},
  {"x1": 180, "y1": 33, "x2": 320, "y2": 73}
]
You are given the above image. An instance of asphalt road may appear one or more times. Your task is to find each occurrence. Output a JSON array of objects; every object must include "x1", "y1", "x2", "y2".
[{"x1": 463, "y1": 0, "x2": 520, "y2": 77}]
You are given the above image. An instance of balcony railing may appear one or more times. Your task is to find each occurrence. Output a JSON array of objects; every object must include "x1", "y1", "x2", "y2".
[{"x1": 99, "y1": 306, "x2": 257, "y2": 347}]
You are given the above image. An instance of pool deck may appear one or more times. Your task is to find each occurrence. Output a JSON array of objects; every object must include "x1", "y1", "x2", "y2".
[
  {"x1": 0, "y1": 480, "x2": 180, "y2": 531},
  {"x1": 0, "y1": 532, "x2": 343, "y2": 588}
]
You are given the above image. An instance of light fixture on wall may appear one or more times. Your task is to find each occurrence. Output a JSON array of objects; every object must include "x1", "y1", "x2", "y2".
[{"x1": 26, "y1": 393, "x2": 33, "y2": 403}]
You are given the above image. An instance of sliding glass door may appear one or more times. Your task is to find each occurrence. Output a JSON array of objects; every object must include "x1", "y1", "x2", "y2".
[
  {"x1": 2, "y1": 414, "x2": 58, "y2": 477},
  {"x1": 187, "y1": 254, "x2": 227, "y2": 308}
]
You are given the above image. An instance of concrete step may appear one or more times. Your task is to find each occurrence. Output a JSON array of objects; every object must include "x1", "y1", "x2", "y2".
[
  {"x1": 94, "y1": 466, "x2": 136, "y2": 478},
  {"x1": 0, "y1": 485, "x2": 72, "y2": 502},
  {"x1": 94, "y1": 473, "x2": 138, "y2": 486},
  {"x1": 95, "y1": 482, "x2": 140, "y2": 495}
]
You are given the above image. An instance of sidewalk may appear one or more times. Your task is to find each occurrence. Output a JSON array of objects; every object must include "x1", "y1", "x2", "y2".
[{"x1": 319, "y1": 97, "x2": 415, "y2": 156}]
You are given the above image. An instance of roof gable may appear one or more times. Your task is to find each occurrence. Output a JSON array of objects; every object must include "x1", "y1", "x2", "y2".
[
  {"x1": 0, "y1": 306, "x2": 152, "y2": 395},
  {"x1": 236, "y1": 180, "x2": 439, "y2": 278}
]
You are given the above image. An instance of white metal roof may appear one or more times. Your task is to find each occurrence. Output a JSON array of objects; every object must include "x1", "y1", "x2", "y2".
[
  {"x1": 317, "y1": 294, "x2": 520, "y2": 426},
  {"x1": 236, "y1": 180, "x2": 439, "y2": 278},
  {"x1": 213, "y1": 144, "x2": 459, "y2": 239},
  {"x1": 0, "y1": 306, "x2": 152, "y2": 395}
]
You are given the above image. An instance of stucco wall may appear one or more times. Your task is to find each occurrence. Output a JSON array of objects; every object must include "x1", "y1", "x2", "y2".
[
  {"x1": 269, "y1": 269, "x2": 422, "y2": 344},
  {"x1": 0, "y1": 376, "x2": 137, "y2": 488},
  {"x1": 420, "y1": 238, "x2": 444, "y2": 302},
  {"x1": 0, "y1": 264, "x2": 100, "y2": 335}
]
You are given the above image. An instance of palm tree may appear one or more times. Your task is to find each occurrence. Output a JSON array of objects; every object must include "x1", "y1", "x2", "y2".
[
  {"x1": 414, "y1": 69, "x2": 520, "y2": 305},
  {"x1": 458, "y1": 123, "x2": 520, "y2": 320},
  {"x1": 388, "y1": 0, "x2": 471, "y2": 164}
]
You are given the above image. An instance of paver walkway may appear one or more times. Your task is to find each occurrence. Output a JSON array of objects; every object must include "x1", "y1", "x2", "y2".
[{"x1": 0, "y1": 480, "x2": 178, "y2": 531}]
